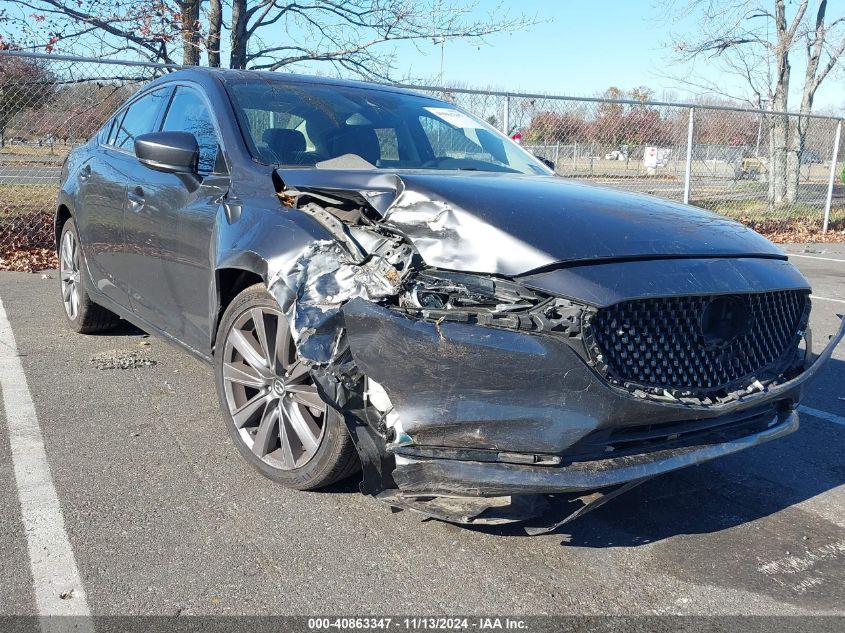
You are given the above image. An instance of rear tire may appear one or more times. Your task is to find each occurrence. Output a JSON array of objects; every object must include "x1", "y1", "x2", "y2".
[
  {"x1": 214, "y1": 283, "x2": 360, "y2": 490},
  {"x1": 58, "y1": 219, "x2": 119, "y2": 334}
]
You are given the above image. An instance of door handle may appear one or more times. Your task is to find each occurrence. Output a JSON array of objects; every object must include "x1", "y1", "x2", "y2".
[
  {"x1": 79, "y1": 164, "x2": 92, "y2": 181},
  {"x1": 126, "y1": 187, "x2": 145, "y2": 212}
]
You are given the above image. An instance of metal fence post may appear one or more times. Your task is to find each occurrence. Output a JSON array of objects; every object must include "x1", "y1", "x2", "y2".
[
  {"x1": 683, "y1": 107, "x2": 695, "y2": 205},
  {"x1": 823, "y1": 119, "x2": 842, "y2": 234},
  {"x1": 502, "y1": 95, "x2": 510, "y2": 136}
]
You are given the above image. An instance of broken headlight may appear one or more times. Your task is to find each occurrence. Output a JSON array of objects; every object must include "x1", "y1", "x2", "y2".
[{"x1": 398, "y1": 270, "x2": 587, "y2": 336}]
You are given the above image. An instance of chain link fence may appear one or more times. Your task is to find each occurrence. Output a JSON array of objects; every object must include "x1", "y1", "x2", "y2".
[
  {"x1": 0, "y1": 52, "x2": 168, "y2": 268},
  {"x1": 2, "y1": 50, "x2": 844, "y2": 270}
]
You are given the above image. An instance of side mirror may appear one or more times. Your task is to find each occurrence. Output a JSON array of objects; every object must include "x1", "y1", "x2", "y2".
[
  {"x1": 135, "y1": 132, "x2": 199, "y2": 174},
  {"x1": 535, "y1": 155, "x2": 555, "y2": 171}
]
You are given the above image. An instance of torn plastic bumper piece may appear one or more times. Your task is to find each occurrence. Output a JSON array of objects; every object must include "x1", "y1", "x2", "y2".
[
  {"x1": 390, "y1": 411, "x2": 797, "y2": 497},
  {"x1": 342, "y1": 298, "x2": 844, "y2": 498}
]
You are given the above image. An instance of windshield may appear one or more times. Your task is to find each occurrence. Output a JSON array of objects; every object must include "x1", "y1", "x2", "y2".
[{"x1": 226, "y1": 78, "x2": 550, "y2": 175}]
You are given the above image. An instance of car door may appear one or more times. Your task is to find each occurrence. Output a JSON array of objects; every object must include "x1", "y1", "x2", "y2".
[
  {"x1": 73, "y1": 88, "x2": 170, "y2": 307},
  {"x1": 123, "y1": 85, "x2": 229, "y2": 350}
]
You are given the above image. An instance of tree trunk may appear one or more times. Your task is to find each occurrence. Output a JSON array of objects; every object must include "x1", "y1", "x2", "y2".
[
  {"x1": 207, "y1": 0, "x2": 222, "y2": 67},
  {"x1": 785, "y1": 121, "x2": 799, "y2": 204},
  {"x1": 766, "y1": 0, "x2": 794, "y2": 209},
  {"x1": 786, "y1": 115, "x2": 810, "y2": 203},
  {"x1": 768, "y1": 116, "x2": 789, "y2": 208},
  {"x1": 785, "y1": 1, "x2": 828, "y2": 204},
  {"x1": 768, "y1": 87, "x2": 791, "y2": 209},
  {"x1": 230, "y1": 0, "x2": 248, "y2": 69},
  {"x1": 180, "y1": 0, "x2": 202, "y2": 65}
]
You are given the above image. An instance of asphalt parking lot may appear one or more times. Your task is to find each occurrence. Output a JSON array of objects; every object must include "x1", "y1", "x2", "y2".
[{"x1": 0, "y1": 244, "x2": 844, "y2": 619}]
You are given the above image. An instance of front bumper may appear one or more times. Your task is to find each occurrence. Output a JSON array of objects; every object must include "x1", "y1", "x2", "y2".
[
  {"x1": 343, "y1": 298, "x2": 844, "y2": 496},
  {"x1": 391, "y1": 411, "x2": 797, "y2": 496}
]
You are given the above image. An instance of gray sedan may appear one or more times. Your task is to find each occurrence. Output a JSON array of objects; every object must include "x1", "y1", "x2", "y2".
[{"x1": 55, "y1": 68, "x2": 844, "y2": 528}]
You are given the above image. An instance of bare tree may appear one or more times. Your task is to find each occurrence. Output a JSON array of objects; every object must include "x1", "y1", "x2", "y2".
[
  {"x1": 228, "y1": 1, "x2": 539, "y2": 77},
  {"x1": 207, "y1": 0, "x2": 223, "y2": 67},
  {"x1": 5, "y1": 0, "x2": 182, "y2": 63},
  {"x1": 6, "y1": 0, "x2": 540, "y2": 80},
  {"x1": 786, "y1": 0, "x2": 845, "y2": 200},
  {"x1": 660, "y1": 0, "x2": 845, "y2": 206}
]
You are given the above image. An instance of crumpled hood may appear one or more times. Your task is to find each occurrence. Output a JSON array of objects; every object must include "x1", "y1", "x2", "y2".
[{"x1": 276, "y1": 169, "x2": 785, "y2": 276}]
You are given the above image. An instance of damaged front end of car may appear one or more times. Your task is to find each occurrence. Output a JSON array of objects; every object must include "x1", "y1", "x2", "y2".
[{"x1": 261, "y1": 168, "x2": 845, "y2": 530}]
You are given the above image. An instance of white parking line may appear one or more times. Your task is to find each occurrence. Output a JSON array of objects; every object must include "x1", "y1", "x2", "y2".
[
  {"x1": 0, "y1": 296, "x2": 94, "y2": 630},
  {"x1": 788, "y1": 253, "x2": 845, "y2": 264},
  {"x1": 810, "y1": 294, "x2": 845, "y2": 305},
  {"x1": 799, "y1": 406, "x2": 845, "y2": 428}
]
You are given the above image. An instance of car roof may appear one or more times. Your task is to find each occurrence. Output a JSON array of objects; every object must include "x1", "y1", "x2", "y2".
[{"x1": 149, "y1": 67, "x2": 442, "y2": 102}]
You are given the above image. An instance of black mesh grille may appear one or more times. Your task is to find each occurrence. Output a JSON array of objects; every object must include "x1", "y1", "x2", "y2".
[
  {"x1": 560, "y1": 404, "x2": 785, "y2": 464},
  {"x1": 588, "y1": 291, "x2": 809, "y2": 393}
]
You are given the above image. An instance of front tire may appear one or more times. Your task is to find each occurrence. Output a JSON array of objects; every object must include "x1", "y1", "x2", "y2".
[
  {"x1": 58, "y1": 220, "x2": 118, "y2": 333},
  {"x1": 214, "y1": 283, "x2": 359, "y2": 490}
]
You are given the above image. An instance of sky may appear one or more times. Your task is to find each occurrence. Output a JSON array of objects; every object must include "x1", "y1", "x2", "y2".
[
  {"x1": 1, "y1": 0, "x2": 843, "y2": 113},
  {"x1": 384, "y1": 1, "x2": 845, "y2": 114}
]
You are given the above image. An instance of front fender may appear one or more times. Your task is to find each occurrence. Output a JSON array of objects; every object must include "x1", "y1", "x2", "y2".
[{"x1": 210, "y1": 201, "x2": 340, "y2": 346}]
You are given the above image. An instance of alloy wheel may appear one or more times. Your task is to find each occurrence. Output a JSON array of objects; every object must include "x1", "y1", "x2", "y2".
[
  {"x1": 221, "y1": 307, "x2": 327, "y2": 470},
  {"x1": 60, "y1": 229, "x2": 81, "y2": 320}
]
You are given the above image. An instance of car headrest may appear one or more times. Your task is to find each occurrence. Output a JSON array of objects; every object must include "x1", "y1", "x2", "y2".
[
  {"x1": 331, "y1": 126, "x2": 380, "y2": 165},
  {"x1": 262, "y1": 128, "x2": 307, "y2": 163}
]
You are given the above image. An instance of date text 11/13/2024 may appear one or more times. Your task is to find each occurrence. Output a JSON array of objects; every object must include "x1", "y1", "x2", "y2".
[{"x1": 307, "y1": 617, "x2": 529, "y2": 630}]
